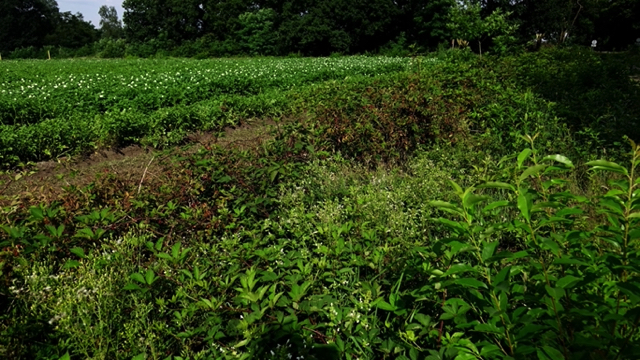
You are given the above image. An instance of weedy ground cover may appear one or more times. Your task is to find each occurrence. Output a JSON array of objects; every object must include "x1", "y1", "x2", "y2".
[{"x1": 1, "y1": 48, "x2": 639, "y2": 360}]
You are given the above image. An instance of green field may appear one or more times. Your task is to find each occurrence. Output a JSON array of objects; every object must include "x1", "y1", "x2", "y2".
[
  {"x1": 2, "y1": 49, "x2": 640, "y2": 360},
  {"x1": 0, "y1": 56, "x2": 413, "y2": 166}
]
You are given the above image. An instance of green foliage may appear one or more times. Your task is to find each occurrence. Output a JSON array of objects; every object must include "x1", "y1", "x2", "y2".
[
  {"x1": 423, "y1": 136, "x2": 640, "y2": 358},
  {"x1": 447, "y1": 0, "x2": 518, "y2": 55},
  {"x1": 2, "y1": 49, "x2": 640, "y2": 359},
  {"x1": 504, "y1": 48, "x2": 640, "y2": 153},
  {"x1": 0, "y1": 56, "x2": 409, "y2": 166},
  {"x1": 238, "y1": 8, "x2": 279, "y2": 56}
]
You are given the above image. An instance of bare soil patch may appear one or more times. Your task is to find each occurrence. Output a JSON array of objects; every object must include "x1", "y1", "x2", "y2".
[{"x1": 0, "y1": 120, "x2": 274, "y2": 204}]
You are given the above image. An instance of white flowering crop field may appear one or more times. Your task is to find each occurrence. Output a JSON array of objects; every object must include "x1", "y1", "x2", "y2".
[
  {"x1": 0, "y1": 56, "x2": 420, "y2": 166},
  {"x1": 0, "y1": 56, "x2": 410, "y2": 126}
]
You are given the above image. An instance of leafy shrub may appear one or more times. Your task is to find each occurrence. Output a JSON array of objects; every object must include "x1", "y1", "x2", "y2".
[
  {"x1": 504, "y1": 47, "x2": 640, "y2": 151},
  {"x1": 96, "y1": 39, "x2": 126, "y2": 58},
  {"x1": 300, "y1": 59, "x2": 571, "y2": 163}
]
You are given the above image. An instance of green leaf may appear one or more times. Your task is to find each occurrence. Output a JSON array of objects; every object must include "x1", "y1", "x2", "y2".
[
  {"x1": 481, "y1": 242, "x2": 498, "y2": 262},
  {"x1": 545, "y1": 286, "x2": 565, "y2": 300},
  {"x1": 172, "y1": 242, "x2": 181, "y2": 259},
  {"x1": 70, "y1": 247, "x2": 86, "y2": 259},
  {"x1": 130, "y1": 272, "x2": 145, "y2": 284},
  {"x1": 542, "y1": 154, "x2": 573, "y2": 168},
  {"x1": 493, "y1": 266, "x2": 512, "y2": 285},
  {"x1": 474, "y1": 323, "x2": 502, "y2": 334},
  {"x1": 29, "y1": 206, "x2": 45, "y2": 221},
  {"x1": 124, "y1": 283, "x2": 142, "y2": 291},
  {"x1": 429, "y1": 201, "x2": 463, "y2": 215},
  {"x1": 518, "y1": 193, "x2": 531, "y2": 222},
  {"x1": 586, "y1": 160, "x2": 628, "y2": 175},
  {"x1": 519, "y1": 164, "x2": 547, "y2": 181},
  {"x1": 58, "y1": 353, "x2": 71, "y2": 360},
  {"x1": 453, "y1": 278, "x2": 487, "y2": 289},
  {"x1": 517, "y1": 148, "x2": 532, "y2": 168},
  {"x1": 542, "y1": 239, "x2": 561, "y2": 256},
  {"x1": 145, "y1": 269, "x2": 156, "y2": 285},
  {"x1": 132, "y1": 354, "x2": 146, "y2": 360},
  {"x1": 444, "y1": 264, "x2": 476, "y2": 276},
  {"x1": 434, "y1": 218, "x2": 467, "y2": 233},
  {"x1": 63, "y1": 260, "x2": 80, "y2": 269},
  {"x1": 477, "y1": 182, "x2": 516, "y2": 192},
  {"x1": 556, "y1": 275, "x2": 582, "y2": 289},
  {"x1": 463, "y1": 193, "x2": 489, "y2": 209},
  {"x1": 377, "y1": 300, "x2": 396, "y2": 311},
  {"x1": 449, "y1": 180, "x2": 463, "y2": 196},
  {"x1": 483, "y1": 200, "x2": 511, "y2": 213},
  {"x1": 542, "y1": 346, "x2": 565, "y2": 360},
  {"x1": 629, "y1": 212, "x2": 640, "y2": 219}
]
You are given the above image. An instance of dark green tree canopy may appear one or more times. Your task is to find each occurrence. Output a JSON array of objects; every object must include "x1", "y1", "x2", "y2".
[{"x1": 0, "y1": 0, "x2": 59, "y2": 52}]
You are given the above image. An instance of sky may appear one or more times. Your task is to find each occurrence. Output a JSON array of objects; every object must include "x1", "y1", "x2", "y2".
[{"x1": 57, "y1": 0, "x2": 125, "y2": 27}]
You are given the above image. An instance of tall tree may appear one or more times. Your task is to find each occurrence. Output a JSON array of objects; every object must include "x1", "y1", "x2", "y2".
[
  {"x1": 0, "y1": 0, "x2": 60, "y2": 52},
  {"x1": 45, "y1": 11, "x2": 98, "y2": 48},
  {"x1": 123, "y1": 0, "x2": 205, "y2": 43},
  {"x1": 99, "y1": 5, "x2": 124, "y2": 39}
]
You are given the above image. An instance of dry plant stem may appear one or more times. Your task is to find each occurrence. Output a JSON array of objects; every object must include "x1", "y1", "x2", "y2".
[{"x1": 137, "y1": 156, "x2": 155, "y2": 195}]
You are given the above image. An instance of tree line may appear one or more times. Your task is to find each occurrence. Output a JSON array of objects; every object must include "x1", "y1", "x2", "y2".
[{"x1": 1, "y1": 0, "x2": 638, "y2": 58}]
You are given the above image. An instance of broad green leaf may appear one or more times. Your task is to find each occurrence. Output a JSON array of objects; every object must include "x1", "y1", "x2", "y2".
[
  {"x1": 537, "y1": 349, "x2": 551, "y2": 360},
  {"x1": 542, "y1": 154, "x2": 573, "y2": 168},
  {"x1": 70, "y1": 247, "x2": 86, "y2": 259},
  {"x1": 474, "y1": 323, "x2": 502, "y2": 334},
  {"x1": 517, "y1": 148, "x2": 532, "y2": 168},
  {"x1": 480, "y1": 345, "x2": 501, "y2": 357},
  {"x1": 58, "y1": 353, "x2": 71, "y2": 360},
  {"x1": 123, "y1": 283, "x2": 142, "y2": 291},
  {"x1": 556, "y1": 208, "x2": 584, "y2": 217},
  {"x1": 444, "y1": 264, "x2": 476, "y2": 276},
  {"x1": 454, "y1": 353, "x2": 477, "y2": 360},
  {"x1": 145, "y1": 269, "x2": 156, "y2": 285},
  {"x1": 481, "y1": 242, "x2": 498, "y2": 262},
  {"x1": 157, "y1": 253, "x2": 172, "y2": 260},
  {"x1": 453, "y1": 278, "x2": 488, "y2": 289},
  {"x1": 463, "y1": 193, "x2": 489, "y2": 209},
  {"x1": 172, "y1": 242, "x2": 181, "y2": 259},
  {"x1": 545, "y1": 286, "x2": 565, "y2": 300},
  {"x1": 542, "y1": 346, "x2": 565, "y2": 360},
  {"x1": 449, "y1": 180, "x2": 463, "y2": 196},
  {"x1": 517, "y1": 193, "x2": 531, "y2": 222},
  {"x1": 377, "y1": 300, "x2": 396, "y2": 311},
  {"x1": 629, "y1": 212, "x2": 640, "y2": 219},
  {"x1": 542, "y1": 239, "x2": 561, "y2": 256},
  {"x1": 414, "y1": 313, "x2": 432, "y2": 327},
  {"x1": 429, "y1": 201, "x2": 463, "y2": 215},
  {"x1": 586, "y1": 160, "x2": 628, "y2": 175},
  {"x1": 132, "y1": 354, "x2": 146, "y2": 360},
  {"x1": 130, "y1": 272, "x2": 145, "y2": 284},
  {"x1": 477, "y1": 182, "x2": 516, "y2": 192},
  {"x1": 63, "y1": 260, "x2": 80, "y2": 269},
  {"x1": 519, "y1": 164, "x2": 547, "y2": 181},
  {"x1": 435, "y1": 218, "x2": 467, "y2": 233},
  {"x1": 556, "y1": 275, "x2": 582, "y2": 289},
  {"x1": 29, "y1": 206, "x2": 45, "y2": 221},
  {"x1": 483, "y1": 200, "x2": 511, "y2": 213},
  {"x1": 493, "y1": 266, "x2": 512, "y2": 285}
]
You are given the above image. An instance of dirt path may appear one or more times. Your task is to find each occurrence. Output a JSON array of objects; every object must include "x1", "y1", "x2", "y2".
[{"x1": 0, "y1": 120, "x2": 273, "y2": 203}]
